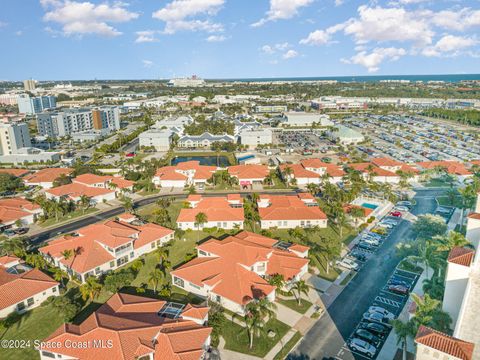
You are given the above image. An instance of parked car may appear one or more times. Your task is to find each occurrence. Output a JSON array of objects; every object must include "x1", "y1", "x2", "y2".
[
  {"x1": 336, "y1": 258, "x2": 359, "y2": 271},
  {"x1": 368, "y1": 306, "x2": 395, "y2": 320},
  {"x1": 361, "y1": 237, "x2": 380, "y2": 246},
  {"x1": 388, "y1": 277, "x2": 410, "y2": 289},
  {"x1": 394, "y1": 205, "x2": 409, "y2": 212},
  {"x1": 371, "y1": 227, "x2": 387, "y2": 235},
  {"x1": 366, "y1": 232, "x2": 383, "y2": 239},
  {"x1": 357, "y1": 242, "x2": 375, "y2": 251},
  {"x1": 13, "y1": 228, "x2": 28, "y2": 235},
  {"x1": 125, "y1": 152, "x2": 136, "y2": 157},
  {"x1": 390, "y1": 211, "x2": 402, "y2": 217},
  {"x1": 358, "y1": 322, "x2": 389, "y2": 336},
  {"x1": 396, "y1": 201, "x2": 412, "y2": 208},
  {"x1": 362, "y1": 312, "x2": 392, "y2": 327},
  {"x1": 377, "y1": 222, "x2": 394, "y2": 230},
  {"x1": 388, "y1": 284, "x2": 409, "y2": 295},
  {"x1": 349, "y1": 252, "x2": 367, "y2": 262},
  {"x1": 354, "y1": 329, "x2": 381, "y2": 345},
  {"x1": 349, "y1": 338, "x2": 376, "y2": 358},
  {"x1": 3, "y1": 229, "x2": 16, "y2": 237}
]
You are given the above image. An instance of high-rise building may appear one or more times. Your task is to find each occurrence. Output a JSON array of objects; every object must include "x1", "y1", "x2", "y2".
[
  {"x1": 36, "y1": 106, "x2": 121, "y2": 138},
  {"x1": 0, "y1": 122, "x2": 32, "y2": 156},
  {"x1": 23, "y1": 79, "x2": 36, "y2": 91},
  {"x1": 0, "y1": 94, "x2": 20, "y2": 106},
  {"x1": 17, "y1": 94, "x2": 56, "y2": 115}
]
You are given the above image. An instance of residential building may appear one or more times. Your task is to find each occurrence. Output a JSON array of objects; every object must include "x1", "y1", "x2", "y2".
[
  {"x1": 0, "y1": 122, "x2": 31, "y2": 155},
  {"x1": 343, "y1": 204, "x2": 374, "y2": 225},
  {"x1": 280, "y1": 159, "x2": 345, "y2": 186},
  {"x1": 0, "y1": 93, "x2": 19, "y2": 106},
  {"x1": 0, "y1": 168, "x2": 30, "y2": 177},
  {"x1": 257, "y1": 193, "x2": 328, "y2": 229},
  {"x1": 39, "y1": 293, "x2": 212, "y2": 360},
  {"x1": 153, "y1": 161, "x2": 217, "y2": 188},
  {"x1": 168, "y1": 76, "x2": 206, "y2": 87},
  {"x1": 0, "y1": 198, "x2": 43, "y2": 230},
  {"x1": 45, "y1": 173, "x2": 133, "y2": 204},
  {"x1": 17, "y1": 94, "x2": 56, "y2": 115},
  {"x1": 311, "y1": 96, "x2": 368, "y2": 110},
  {"x1": 254, "y1": 105, "x2": 288, "y2": 113},
  {"x1": 139, "y1": 129, "x2": 174, "y2": 151},
  {"x1": 347, "y1": 162, "x2": 401, "y2": 183},
  {"x1": 39, "y1": 217, "x2": 174, "y2": 283},
  {"x1": 171, "y1": 231, "x2": 309, "y2": 314},
  {"x1": 178, "y1": 132, "x2": 235, "y2": 148},
  {"x1": 415, "y1": 325, "x2": 474, "y2": 360},
  {"x1": 0, "y1": 255, "x2": 59, "y2": 318},
  {"x1": 371, "y1": 157, "x2": 420, "y2": 180},
  {"x1": 36, "y1": 106, "x2": 120, "y2": 138},
  {"x1": 283, "y1": 112, "x2": 333, "y2": 127},
  {"x1": 177, "y1": 194, "x2": 244, "y2": 230},
  {"x1": 239, "y1": 128, "x2": 273, "y2": 148},
  {"x1": 153, "y1": 115, "x2": 193, "y2": 132},
  {"x1": 23, "y1": 167, "x2": 73, "y2": 189},
  {"x1": 23, "y1": 79, "x2": 36, "y2": 91},
  {"x1": 327, "y1": 125, "x2": 365, "y2": 145},
  {"x1": 228, "y1": 164, "x2": 270, "y2": 188},
  {"x1": 416, "y1": 161, "x2": 473, "y2": 181}
]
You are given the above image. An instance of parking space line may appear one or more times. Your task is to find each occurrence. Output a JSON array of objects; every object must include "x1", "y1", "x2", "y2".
[{"x1": 374, "y1": 296, "x2": 401, "y2": 308}]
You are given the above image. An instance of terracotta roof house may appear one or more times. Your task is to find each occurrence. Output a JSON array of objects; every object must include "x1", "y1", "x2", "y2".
[
  {"x1": 39, "y1": 293, "x2": 212, "y2": 360},
  {"x1": 0, "y1": 197, "x2": 43, "y2": 229},
  {"x1": 73, "y1": 173, "x2": 134, "y2": 191},
  {"x1": 23, "y1": 167, "x2": 73, "y2": 189},
  {"x1": 0, "y1": 255, "x2": 59, "y2": 318},
  {"x1": 417, "y1": 161, "x2": 472, "y2": 179},
  {"x1": 0, "y1": 168, "x2": 30, "y2": 177},
  {"x1": 347, "y1": 162, "x2": 401, "y2": 184},
  {"x1": 153, "y1": 161, "x2": 217, "y2": 189},
  {"x1": 227, "y1": 164, "x2": 269, "y2": 187},
  {"x1": 171, "y1": 231, "x2": 309, "y2": 314},
  {"x1": 415, "y1": 325, "x2": 474, "y2": 360},
  {"x1": 342, "y1": 204, "x2": 374, "y2": 225},
  {"x1": 177, "y1": 195, "x2": 244, "y2": 230},
  {"x1": 279, "y1": 159, "x2": 345, "y2": 187},
  {"x1": 39, "y1": 217, "x2": 174, "y2": 283},
  {"x1": 257, "y1": 194, "x2": 327, "y2": 229}
]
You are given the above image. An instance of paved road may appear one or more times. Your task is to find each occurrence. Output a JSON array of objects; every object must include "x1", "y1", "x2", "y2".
[
  {"x1": 27, "y1": 190, "x2": 297, "y2": 247},
  {"x1": 289, "y1": 188, "x2": 445, "y2": 360}
]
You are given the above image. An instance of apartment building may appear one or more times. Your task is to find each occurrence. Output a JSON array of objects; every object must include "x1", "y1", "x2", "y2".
[
  {"x1": 283, "y1": 112, "x2": 333, "y2": 127},
  {"x1": 171, "y1": 231, "x2": 309, "y2": 314},
  {"x1": 239, "y1": 128, "x2": 273, "y2": 148},
  {"x1": 177, "y1": 194, "x2": 244, "y2": 230},
  {"x1": 257, "y1": 193, "x2": 328, "y2": 229},
  {"x1": 17, "y1": 94, "x2": 56, "y2": 115},
  {"x1": 416, "y1": 161, "x2": 473, "y2": 182},
  {"x1": 39, "y1": 293, "x2": 211, "y2": 360},
  {"x1": 280, "y1": 159, "x2": 345, "y2": 186},
  {"x1": 153, "y1": 161, "x2": 217, "y2": 188},
  {"x1": 0, "y1": 93, "x2": 19, "y2": 106},
  {"x1": 0, "y1": 122, "x2": 31, "y2": 155},
  {"x1": 36, "y1": 106, "x2": 120, "y2": 138},
  {"x1": 0, "y1": 255, "x2": 59, "y2": 318},
  {"x1": 227, "y1": 164, "x2": 270, "y2": 187},
  {"x1": 23, "y1": 167, "x2": 73, "y2": 189},
  {"x1": 139, "y1": 129, "x2": 174, "y2": 151},
  {"x1": 178, "y1": 132, "x2": 235, "y2": 148},
  {"x1": 0, "y1": 197, "x2": 43, "y2": 229},
  {"x1": 39, "y1": 217, "x2": 174, "y2": 283},
  {"x1": 23, "y1": 79, "x2": 36, "y2": 91}
]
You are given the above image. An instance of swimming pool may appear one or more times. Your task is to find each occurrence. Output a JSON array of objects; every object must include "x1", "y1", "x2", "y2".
[{"x1": 361, "y1": 202, "x2": 378, "y2": 210}]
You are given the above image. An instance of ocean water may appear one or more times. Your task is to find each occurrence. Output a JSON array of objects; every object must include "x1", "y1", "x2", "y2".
[{"x1": 211, "y1": 74, "x2": 480, "y2": 83}]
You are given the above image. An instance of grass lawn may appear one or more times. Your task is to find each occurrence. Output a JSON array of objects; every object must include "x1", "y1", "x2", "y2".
[
  {"x1": 424, "y1": 178, "x2": 454, "y2": 188},
  {"x1": 138, "y1": 188, "x2": 160, "y2": 196},
  {"x1": 277, "y1": 298, "x2": 313, "y2": 314},
  {"x1": 0, "y1": 304, "x2": 65, "y2": 360},
  {"x1": 39, "y1": 208, "x2": 99, "y2": 228},
  {"x1": 436, "y1": 195, "x2": 463, "y2": 208},
  {"x1": 223, "y1": 317, "x2": 290, "y2": 358},
  {"x1": 273, "y1": 331, "x2": 302, "y2": 360},
  {"x1": 398, "y1": 259, "x2": 423, "y2": 274},
  {"x1": 340, "y1": 271, "x2": 356, "y2": 286}
]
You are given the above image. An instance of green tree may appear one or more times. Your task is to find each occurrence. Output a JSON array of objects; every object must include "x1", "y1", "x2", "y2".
[
  {"x1": 391, "y1": 319, "x2": 416, "y2": 360},
  {"x1": 291, "y1": 280, "x2": 309, "y2": 305},
  {"x1": 148, "y1": 268, "x2": 164, "y2": 294},
  {"x1": 79, "y1": 276, "x2": 102, "y2": 302},
  {"x1": 194, "y1": 212, "x2": 208, "y2": 242}
]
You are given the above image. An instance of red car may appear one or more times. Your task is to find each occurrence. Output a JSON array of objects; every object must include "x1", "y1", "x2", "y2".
[
  {"x1": 125, "y1": 152, "x2": 136, "y2": 157},
  {"x1": 388, "y1": 284, "x2": 409, "y2": 295},
  {"x1": 390, "y1": 211, "x2": 402, "y2": 217}
]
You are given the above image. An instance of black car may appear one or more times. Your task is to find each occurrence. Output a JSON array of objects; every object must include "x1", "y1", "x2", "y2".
[
  {"x1": 355, "y1": 329, "x2": 380, "y2": 345},
  {"x1": 357, "y1": 242, "x2": 375, "y2": 251},
  {"x1": 358, "y1": 322, "x2": 389, "y2": 337},
  {"x1": 388, "y1": 277, "x2": 410, "y2": 289},
  {"x1": 13, "y1": 228, "x2": 28, "y2": 235},
  {"x1": 349, "y1": 252, "x2": 367, "y2": 262}
]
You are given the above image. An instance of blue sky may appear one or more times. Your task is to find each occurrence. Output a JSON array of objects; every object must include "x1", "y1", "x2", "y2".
[{"x1": 0, "y1": 0, "x2": 479, "y2": 80}]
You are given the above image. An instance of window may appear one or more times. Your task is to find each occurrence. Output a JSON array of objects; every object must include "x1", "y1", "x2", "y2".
[
  {"x1": 130, "y1": 252, "x2": 134, "y2": 259},
  {"x1": 41, "y1": 351, "x2": 55, "y2": 358},
  {"x1": 27, "y1": 297, "x2": 34, "y2": 306},
  {"x1": 151, "y1": 242, "x2": 156, "y2": 249},
  {"x1": 173, "y1": 276, "x2": 185, "y2": 288},
  {"x1": 199, "y1": 250, "x2": 207, "y2": 256},
  {"x1": 95, "y1": 267, "x2": 101, "y2": 274},
  {"x1": 189, "y1": 282, "x2": 201, "y2": 290},
  {"x1": 17, "y1": 302, "x2": 25, "y2": 311},
  {"x1": 110, "y1": 261, "x2": 115, "y2": 268},
  {"x1": 43, "y1": 292, "x2": 46, "y2": 296},
  {"x1": 52, "y1": 287, "x2": 57, "y2": 293}
]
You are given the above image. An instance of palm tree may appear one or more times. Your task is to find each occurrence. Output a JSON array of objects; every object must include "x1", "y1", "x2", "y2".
[
  {"x1": 244, "y1": 308, "x2": 265, "y2": 350},
  {"x1": 61, "y1": 249, "x2": 73, "y2": 261},
  {"x1": 253, "y1": 297, "x2": 277, "y2": 321},
  {"x1": 194, "y1": 212, "x2": 208, "y2": 242},
  {"x1": 391, "y1": 319, "x2": 416, "y2": 360},
  {"x1": 130, "y1": 258, "x2": 144, "y2": 273},
  {"x1": 148, "y1": 268, "x2": 163, "y2": 294},
  {"x1": 434, "y1": 231, "x2": 472, "y2": 252},
  {"x1": 52, "y1": 267, "x2": 68, "y2": 287},
  {"x1": 25, "y1": 253, "x2": 47, "y2": 269},
  {"x1": 79, "y1": 276, "x2": 102, "y2": 302},
  {"x1": 121, "y1": 196, "x2": 134, "y2": 213},
  {"x1": 410, "y1": 242, "x2": 442, "y2": 278},
  {"x1": 281, "y1": 166, "x2": 293, "y2": 187},
  {"x1": 0, "y1": 236, "x2": 27, "y2": 257},
  {"x1": 268, "y1": 274, "x2": 285, "y2": 290},
  {"x1": 291, "y1": 280, "x2": 309, "y2": 305},
  {"x1": 79, "y1": 195, "x2": 91, "y2": 214},
  {"x1": 306, "y1": 183, "x2": 320, "y2": 195}
]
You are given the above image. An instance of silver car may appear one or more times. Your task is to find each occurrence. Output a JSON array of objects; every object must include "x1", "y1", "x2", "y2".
[{"x1": 349, "y1": 338, "x2": 376, "y2": 357}]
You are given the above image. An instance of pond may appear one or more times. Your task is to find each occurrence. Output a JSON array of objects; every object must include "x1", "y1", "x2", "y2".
[{"x1": 171, "y1": 155, "x2": 230, "y2": 167}]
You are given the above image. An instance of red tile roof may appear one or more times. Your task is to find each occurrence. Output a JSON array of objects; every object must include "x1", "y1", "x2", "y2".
[
  {"x1": 39, "y1": 220, "x2": 173, "y2": 274},
  {"x1": 172, "y1": 231, "x2": 308, "y2": 306},
  {"x1": 258, "y1": 195, "x2": 327, "y2": 221},
  {"x1": 41, "y1": 293, "x2": 211, "y2": 360},
  {"x1": 228, "y1": 164, "x2": 269, "y2": 180},
  {"x1": 371, "y1": 157, "x2": 403, "y2": 167},
  {"x1": 46, "y1": 183, "x2": 114, "y2": 200},
  {"x1": 343, "y1": 204, "x2": 374, "y2": 217},
  {"x1": 299, "y1": 159, "x2": 346, "y2": 177},
  {"x1": 155, "y1": 166, "x2": 188, "y2": 181},
  {"x1": 177, "y1": 196, "x2": 244, "y2": 223},
  {"x1": 0, "y1": 198, "x2": 41, "y2": 224},
  {"x1": 0, "y1": 168, "x2": 30, "y2": 177},
  {"x1": 347, "y1": 163, "x2": 398, "y2": 177},
  {"x1": 415, "y1": 325, "x2": 474, "y2": 360},
  {"x1": 447, "y1": 247, "x2": 475, "y2": 267},
  {"x1": 417, "y1": 161, "x2": 472, "y2": 176},
  {"x1": 23, "y1": 168, "x2": 72, "y2": 184},
  {"x1": 0, "y1": 265, "x2": 58, "y2": 311},
  {"x1": 73, "y1": 173, "x2": 134, "y2": 189},
  {"x1": 467, "y1": 212, "x2": 480, "y2": 220}
]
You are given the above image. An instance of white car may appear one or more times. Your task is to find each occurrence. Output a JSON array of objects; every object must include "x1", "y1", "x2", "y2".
[
  {"x1": 361, "y1": 237, "x2": 380, "y2": 246},
  {"x1": 349, "y1": 338, "x2": 376, "y2": 358},
  {"x1": 336, "y1": 258, "x2": 359, "y2": 271},
  {"x1": 377, "y1": 222, "x2": 394, "y2": 229},
  {"x1": 394, "y1": 206, "x2": 409, "y2": 212},
  {"x1": 368, "y1": 306, "x2": 395, "y2": 320}
]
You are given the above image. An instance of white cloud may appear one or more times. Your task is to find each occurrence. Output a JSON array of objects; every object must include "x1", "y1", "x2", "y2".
[
  {"x1": 152, "y1": 0, "x2": 224, "y2": 34},
  {"x1": 422, "y1": 35, "x2": 477, "y2": 57},
  {"x1": 335, "y1": 0, "x2": 343, "y2": 6},
  {"x1": 142, "y1": 60, "x2": 154, "y2": 68},
  {"x1": 283, "y1": 49, "x2": 299, "y2": 59},
  {"x1": 135, "y1": 30, "x2": 159, "y2": 43},
  {"x1": 206, "y1": 34, "x2": 226, "y2": 42},
  {"x1": 252, "y1": 0, "x2": 314, "y2": 27},
  {"x1": 430, "y1": 8, "x2": 480, "y2": 32},
  {"x1": 42, "y1": 0, "x2": 139, "y2": 37},
  {"x1": 261, "y1": 42, "x2": 291, "y2": 53},
  {"x1": 342, "y1": 47, "x2": 406, "y2": 72},
  {"x1": 15, "y1": 30, "x2": 23, "y2": 36},
  {"x1": 300, "y1": 24, "x2": 344, "y2": 45}
]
